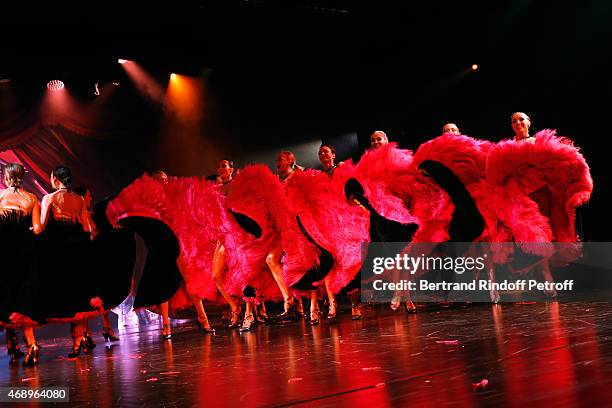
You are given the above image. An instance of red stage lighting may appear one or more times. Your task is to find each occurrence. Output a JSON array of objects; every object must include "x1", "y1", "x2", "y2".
[
  {"x1": 47, "y1": 80, "x2": 65, "y2": 91},
  {"x1": 118, "y1": 59, "x2": 128, "y2": 64}
]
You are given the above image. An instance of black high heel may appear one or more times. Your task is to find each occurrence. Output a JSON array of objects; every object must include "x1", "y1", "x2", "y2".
[
  {"x1": 68, "y1": 336, "x2": 87, "y2": 358},
  {"x1": 23, "y1": 343, "x2": 40, "y2": 366},
  {"x1": 255, "y1": 304, "x2": 270, "y2": 324},
  {"x1": 197, "y1": 316, "x2": 216, "y2": 334},
  {"x1": 84, "y1": 332, "x2": 96, "y2": 349},
  {"x1": 227, "y1": 305, "x2": 242, "y2": 329},
  {"x1": 102, "y1": 327, "x2": 120, "y2": 342}
]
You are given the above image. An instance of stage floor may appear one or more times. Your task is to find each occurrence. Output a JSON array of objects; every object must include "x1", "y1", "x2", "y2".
[{"x1": 2, "y1": 301, "x2": 612, "y2": 407}]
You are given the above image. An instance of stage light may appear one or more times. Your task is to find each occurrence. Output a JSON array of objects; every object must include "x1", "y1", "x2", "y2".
[
  {"x1": 118, "y1": 59, "x2": 128, "y2": 64},
  {"x1": 112, "y1": 82, "x2": 120, "y2": 86},
  {"x1": 94, "y1": 82, "x2": 101, "y2": 96},
  {"x1": 47, "y1": 80, "x2": 65, "y2": 91},
  {"x1": 471, "y1": 64, "x2": 479, "y2": 71},
  {"x1": 170, "y1": 73, "x2": 177, "y2": 80}
]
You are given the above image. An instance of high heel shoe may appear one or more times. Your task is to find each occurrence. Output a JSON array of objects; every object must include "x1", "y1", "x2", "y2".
[
  {"x1": 227, "y1": 305, "x2": 242, "y2": 329},
  {"x1": 405, "y1": 301, "x2": 417, "y2": 314},
  {"x1": 310, "y1": 309, "x2": 321, "y2": 326},
  {"x1": 197, "y1": 316, "x2": 216, "y2": 334},
  {"x1": 327, "y1": 300, "x2": 337, "y2": 320},
  {"x1": 277, "y1": 296, "x2": 296, "y2": 320},
  {"x1": 68, "y1": 336, "x2": 87, "y2": 358},
  {"x1": 239, "y1": 314, "x2": 255, "y2": 332},
  {"x1": 256, "y1": 303, "x2": 269, "y2": 324},
  {"x1": 161, "y1": 324, "x2": 172, "y2": 340},
  {"x1": 102, "y1": 327, "x2": 120, "y2": 342},
  {"x1": 23, "y1": 343, "x2": 40, "y2": 366},
  {"x1": 84, "y1": 331, "x2": 96, "y2": 349}
]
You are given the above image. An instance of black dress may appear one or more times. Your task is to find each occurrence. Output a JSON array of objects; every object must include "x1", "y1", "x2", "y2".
[
  {"x1": 90, "y1": 198, "x2": 136, "y2": 311},
  {"x1": 0, "y1": 211, "x2": 38, "y2": 326},
  {"x1": 35, "y1": 216, "x2": 98, "y2": 322}
]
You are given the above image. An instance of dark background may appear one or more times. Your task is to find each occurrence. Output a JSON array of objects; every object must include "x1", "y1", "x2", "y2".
[{"x1": 1, "y1": 1, "x2": 610, "y2": 239}]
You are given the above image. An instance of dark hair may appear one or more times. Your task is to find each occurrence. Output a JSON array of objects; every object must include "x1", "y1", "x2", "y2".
[
  {"x1": 52, "y1": 166, "x2": 72, "y2": 189},
  {"x1": 205, "y1": 174, "x2": 218, "y2": 182},
  {"x1": 319, "y1": 143, "x2": 336, "y2": 155},
  {"x1": 74, "y1": 186, "x2": 89, "y2": 197},
  {"x1": 3, "y1": 163, "x2": 25, "y2": 188}
]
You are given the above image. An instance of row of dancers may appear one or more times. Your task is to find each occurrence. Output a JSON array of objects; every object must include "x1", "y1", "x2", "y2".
[{"x1": 1, "y1": 112, "x2": 592, "y2": 365}]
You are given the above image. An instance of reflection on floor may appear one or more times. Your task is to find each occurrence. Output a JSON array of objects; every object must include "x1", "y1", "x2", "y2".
[{"x1": 2, "y1": 302, "x2": 612, "y2": 407}]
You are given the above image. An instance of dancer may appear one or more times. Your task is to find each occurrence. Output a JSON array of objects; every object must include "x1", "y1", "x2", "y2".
[
  {"x1": 74, "y1": 186, "x2": 119, "y2": 345},
  {"x1": 317, "y1": 144, "x2": 343, "y2": 319},
  {"x1": 479, "y1": 113, "x2": 592, "y2": 299},
  {"x1": 268, "y1": 151, "x2": 309, "y2": 322},
  {"x1": 39, "y1": 166, "x2": 101, "y2": 358},
  {"x1": 148, "y1": 170, "x2": 216, "y2": 337},
  {"x1": 0, "y1": 163, "x2": 41, "y2": 365},
  {"x1": 211, "y1": 159, "x2": 243, "y2": 328}
]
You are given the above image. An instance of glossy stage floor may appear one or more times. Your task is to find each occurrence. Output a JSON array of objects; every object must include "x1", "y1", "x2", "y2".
[{"x1": 2, "y1": 301, "x2": 612, "y2": 407}]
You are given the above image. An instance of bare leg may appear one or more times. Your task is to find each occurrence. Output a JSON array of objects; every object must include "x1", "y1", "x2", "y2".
[
  {"x1": 390, "y1": 267, "x2": 402, "y2": 310},
  {"x1": 188, "y1": 293, "x2": 214, "y2": 333},
  {"x1": 324, "y1": 278, "x2": 337, "y2": 319},
  {"x1": 212, "y1": 242, "x2": 242, "y2": 326},
  {"x1": 266, "y1": 246, "x2": 291, "y2": 301},
  {"x1": 240, "y1": 300, "x2": 255, "y2": 331},
  {"x1": 404, "y1": 290, "x2": 417, "y2": 313},
  {"x1": 540, "y1": 259, "x2": 557, "y2": 298},
  {"x1": 23, "y1": 327, "x2": 36, "y2": 347},
  {"x1": 309, "y1": 291, "x2": 320, "y2": 325},
  {"x1": 485, "y1": 255, "x2": 500, "y2": 303},
  {"x1": 350, "y1": 290, "x2": 362, "y2": 320},
  {"x1": 160, "y1": 301, "x2": 171, "y2": 339},
  {"x1": 22, "y1": 327, "x2": 39, "y2": 365}
]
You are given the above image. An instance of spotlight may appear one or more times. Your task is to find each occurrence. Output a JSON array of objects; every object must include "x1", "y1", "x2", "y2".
[
  {"x1": 94, "y1": 82, "x2": 100, "y2": 96},
  {"x1": 471, "y1": 64, "x2": 479, "y2": 71},
  {"x1": 47, "y1": 80, "x2": 65, "y2": 91},
  {"x1": 170, "y1": 73, "x2": 177, "y2": 80},
  {"x1": 118, "y1": 59, "x2": 128, "y2": 64},
  {"x1": 112, "y1": 82, "x2": 120, "y2": 86}
]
